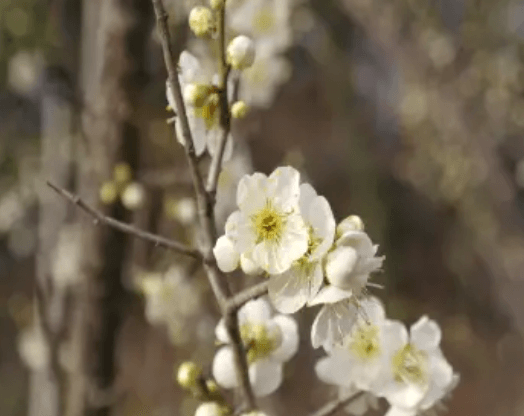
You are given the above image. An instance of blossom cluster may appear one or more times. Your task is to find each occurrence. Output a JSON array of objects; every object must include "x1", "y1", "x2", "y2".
[{"x1": 213, "y1": 166, "x2": 384, "y2": 347}]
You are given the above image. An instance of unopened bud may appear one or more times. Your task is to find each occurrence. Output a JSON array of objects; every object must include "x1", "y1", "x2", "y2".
[
  {"x1": 189, "y1": 7, "x2": 214, "y2": 37},
  {"x1": 99, "y1": 181, "x2": 118, "y2": 205},
  {"x1": 231, "y1": 101, "x2": 249, "y2": 119},
  {"x1": 184, "y1": 83, "x2": 213, "y2": 107},
  {"x1": 113, "y1": 162, "x2": 132, "y2": 184},
  {"x1": 177, "y1": 361, "x2": 202, "y2": 389},
  {"x1": 121, "y1": 182, "x2": 145, "y2": 210},
  {"x1": 195, "y1": 402, "x2": 228, "y2": 416},
  {"x1": 337, "y1": 215, "x2": 364, "y2": 236},
  {"x1": 227, "y1": 35, "x2": 256, "y2": 70}
]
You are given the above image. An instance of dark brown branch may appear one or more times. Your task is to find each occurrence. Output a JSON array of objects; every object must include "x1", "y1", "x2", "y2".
[
  {"x1": 308, "y1": 391, "x2": 366, "y2": 416},
  {"x1": 225, "y1": 281, "x2": 269, "y2": 313},
  {"x1": 46, "y1": 181, "x2": 201, "y2": 260}
]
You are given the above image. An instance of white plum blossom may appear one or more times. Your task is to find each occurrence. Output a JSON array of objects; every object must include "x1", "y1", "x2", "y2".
[
  {"x1": 325, "y1": 229, "x2": 384, "y2": 295},
  {"x1": 166, "y1": 51, "x2": 233, "y2": 160},
  {"x1": 315, "y1": 298, "x2": 400, "y2": 392},
  {"x1": 215, "y1": 166, "x2": 308, "y2": 275},
  {"x1": 268, "y1": 182, "x2": 335, "y2": 313},
  {"x1": 378, "y1": 317, "x2": 455, "y2": 415},
  {"x1": 212, "y1": 298, "x2": 298, "y2": 397}
]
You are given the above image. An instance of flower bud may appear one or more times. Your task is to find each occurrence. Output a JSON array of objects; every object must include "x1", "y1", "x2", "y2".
[
  {"x1": 121, "y1": 182, "x2": 145, "y2": 210},
  {"x1": 184, "y1": 83, "x2": 213, "y2": 107},
  {"x1": 99, "y1": 181, "x2": 118, "y2": 205},
  {"x1": 189, "y1": 6, "x2": 214, "y2": 37},
  {"x1": 176, "y1": 361, "x2": 202, "y2": 389},
  {"x1": 325, "y1": 246, "x2": 359, "y2": 289},
  {"x1": 113, "y1": 162, "x2": 132, "y2": 184},
  {"x1": 195, "y1": 402, "x2": 227, "y2": 416},
  {"x1": 209, "y1": 0, "x2": 224, "y2": 10},
  {"x1": 231, "y1": 101, "x2": 249, "y2": 119},
  {"x1": 213, "y1": 236, "x2": 240, "y2": 273},
  {"x1": 227, "y1": 35, "x2": 256, "y2": 70},
  {"x1": 337, "y1": 215, "x2": 364, "y2": 236}
]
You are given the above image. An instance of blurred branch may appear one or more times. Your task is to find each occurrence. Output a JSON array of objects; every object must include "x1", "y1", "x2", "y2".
[
  {"x1": 225, "y1": 281, "x2": 269, "y2": 313},
  {"x1": 308, "y1": 391, "x2": 365, "y2": 416},
  {"x1": 47, "y1": 181, "x2": 201, "y2": 259}
]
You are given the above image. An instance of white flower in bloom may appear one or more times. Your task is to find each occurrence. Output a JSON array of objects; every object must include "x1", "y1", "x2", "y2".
[
  {"x1": 217, "y1": 166, "x2": 308, "y2": 275},
  {"x1": 166, "y1": 51, "x2": 233, "y2": 160},
  {"x1": 212, "y1": 298, "x2": 299, "y2": 397},
  {"x1": 315, "y1": 298, "x2": 396, "y2": 392},
  {"x1": 325, "y1": 229, "x2": 384, "y2": 295},
  {"x1": 138, "y1": 266, "x2": 202, "y2": 345},
  {"x1": 228, "y1": 0, "x2": 292, "y2": 54},
  {"x1": 378, "y1": 317, "x2": 456, "y2": 415},
  {"x1": 268, "y1": 183, "x2": 335, "y2": 313},
  {"x1": 227, "y1": 35, "x2": 256, "y2": 70},
  {"x1": 240, "y1": 47, "x2": 292, "y2": 108}
]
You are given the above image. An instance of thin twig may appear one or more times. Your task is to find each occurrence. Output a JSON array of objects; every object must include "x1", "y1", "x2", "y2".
[
  {"x1": 225, "y1": 281, "x2": 269, "y2": 313},
  {"x1": 308, "y1": 391, "x2": 366, "y2": 416},
  {"x1": 46, "y1": 181, "x2": 202, "y2": 259}
]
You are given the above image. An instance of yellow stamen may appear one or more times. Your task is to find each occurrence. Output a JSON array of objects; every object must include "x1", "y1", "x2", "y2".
[
  {"x1": 392, "y1": 344, "x2": 428, "y2": 385},
  {"x1": 349, "y1": 324, "x2": 381, "y2": 360}
]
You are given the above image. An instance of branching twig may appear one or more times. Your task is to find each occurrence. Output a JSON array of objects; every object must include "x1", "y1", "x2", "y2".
[
  {"x1": 308, "y1": 391, "x2": 366, "y2": 416},
  {"x1": 46, "y1": 181, "x2": 202, "y2": 259},
  {"x1": 151, "y1": 0, "x2": 257, "y2": 410},
  {"x1": 225, "y1": 281, "x2": 269, "y2": 313}
]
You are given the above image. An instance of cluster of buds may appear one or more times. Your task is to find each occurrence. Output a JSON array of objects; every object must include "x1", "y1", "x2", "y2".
[{"x1": 99, "y1": 162, "x2": 145, "y2": 210}]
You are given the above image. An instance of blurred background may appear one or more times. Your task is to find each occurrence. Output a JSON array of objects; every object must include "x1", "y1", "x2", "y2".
[{"x1": 2, "y1": 0, "x2": 524, "y2": 415}]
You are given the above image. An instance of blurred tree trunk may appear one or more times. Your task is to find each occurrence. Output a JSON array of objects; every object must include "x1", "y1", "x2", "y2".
[
  {"x1": 71, "y1": 0, "x2": 152, "y2": 415},
  {"x1": 31, "y1": 1, "x2": 82, "y2": 416}
]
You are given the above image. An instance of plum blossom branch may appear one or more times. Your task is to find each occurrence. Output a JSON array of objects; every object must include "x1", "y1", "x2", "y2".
[
  {"x1": 46, "y1": 181, "x2": 202, "y2": 259},
  {"x1": 225, "y1": 281, "x2": 269, "y2": 313},
  {"x1": 308, "y1": 391, "x2": 365, "y2": 416},
  {"x1": 151, "y1": 0, "x2": 257, "y2": 410}
]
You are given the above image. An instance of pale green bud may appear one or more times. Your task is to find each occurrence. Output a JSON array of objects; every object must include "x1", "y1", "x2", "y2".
[
  {"x1": 176, "y1": 361, "x2": 202, "y2": 389},
  {"x1": 231, "y1": 101, "x2": 249, "y2": 119},
  {"x1": 99, "y1": 181, "x2": 118, "y2": 205},
  {"x1": 189, "y1": 7, "x2": 214, "y2": 37}
]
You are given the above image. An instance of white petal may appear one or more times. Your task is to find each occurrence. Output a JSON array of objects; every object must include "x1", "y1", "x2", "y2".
[
  {"x1": 213, "y1": 236, "x2": 240, "y2": 272},
  {"x1": 179, "y1": 51, "x2": 201, "y2": 83},
  {"x1": 382, "y1": 382, "x2": 427, "y2": 410},
  {"x1": 311, "y1": 306, "x2": 330, "y2": 349},
  {"x1": 240, "y1": 251, "x2": 263, "y2": 275},
  {"x1": 215, "y1": 318, "x2": 230, "y2": 343},
  {"x1": 224, "y1": 210, "x2": 242, "y2": 240},
  {"x1": 207, "y1": 130, "x2": 234, "y2": 162},
  {"x1": 308, "y1": 285, "x2": 353, "y2": 306},
  {"x1": 238, "y1": 298, "x2": 272, "y2": 324},
  {"x1": 315, "y1": 355, "x2": 352, "y2": 386},
  {"x1": 237, "y1": 172, "x2": 268, "y2": 213},
  {"x1": 212, "y1": 346, "x2": 238, "y2": 389},
  {"x1": 410, "y1": 316, "x2": 442, "y2": 352},
  {"x1": 358, "y1": 297, "x2": 386, "y2": 325},
  {"x1": 325, "y1": 246, "x2": 359, "y2": 289},
  {"x1": 385, "y1": 406, "x2": 417, "y2": 416},
  {"x1": 271, "y1": 315, "x2": 299, "y2": 362},
  {"x1": 419, "y1": 353, "x2": 454, "y2": 409},
  {"x1": 249, "y1": 359, "x2": 283, "y2": 397},
  {"x1": 267, "y1": 166, "x2": 301, "y2": 210},
  {"x1": 381, "y1": 320, "x2": 409, "y2": 351},
  {"x1": 268, "y1": 262, "x2": 322, "y2": 314},
  {"x1": 310, "y1": 300, "x2": 359, "y2": 349}
]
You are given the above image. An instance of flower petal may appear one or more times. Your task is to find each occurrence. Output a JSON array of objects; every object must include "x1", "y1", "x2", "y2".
[
  {"x1": 212, "y1": 346, "x2": 237, "y2": 389},
  {"x1": 213, "y1": 236, "x2": 240, "y2": 273},
  {"x1": 308, "y1": 285, "x2": 353, "y2": 306},
  {"x1": 271, "y1": 315, "x2": 299, "y2": 362},
  {"x1": 238, "y1": 298, "x2": 272, "y2": 324},
  {"x1": 315, "y1": 356, "x2": 352, "y2": 387},
  {"x1": 249, "y1": 359, "x2": 283, "y2": 397},
  {"x1": 215, "y1": 318, "x2": 230, "y2": 343},
  {"x1": 410, "y1": 316, "x2": 442, "y2": 352}
]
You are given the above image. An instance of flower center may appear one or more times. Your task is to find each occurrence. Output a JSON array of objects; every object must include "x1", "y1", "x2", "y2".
[
  {"x1": 349, "y1": 324, "x2": 381, "y2": 361},
  {"x1": 252, "y1": 6, "x2": 276, "y2": 34},
  {"x1": 193, "y1": 92, "x2": 220, "y2": 129},
  {"x1": 240, "y1": 322, "x2": 280, "y2": 363},
  {"x1": 252, "y1": 200, "x2": 285, "y2": 244},
  {"x1": 392, "y1": 344, "x2": 428, "y2": 385}
]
